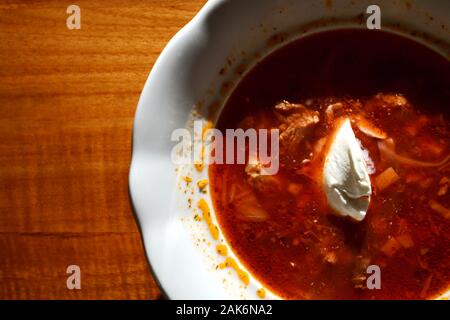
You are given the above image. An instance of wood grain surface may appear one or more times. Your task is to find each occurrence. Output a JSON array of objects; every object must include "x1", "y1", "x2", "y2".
[{"x1": 0, "y1": 0, "x2": 207, "y2": 300}]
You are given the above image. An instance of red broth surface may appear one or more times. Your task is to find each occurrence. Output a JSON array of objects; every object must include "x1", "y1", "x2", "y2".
[{"x1": 209, "y1": 30, "x2": 450, "y2": 299}]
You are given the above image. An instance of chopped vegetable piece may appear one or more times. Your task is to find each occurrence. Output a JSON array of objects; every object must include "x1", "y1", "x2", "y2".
[
  {"x1": 378, "y1": 140, "x2": 450, "y2": 168},
  {"x1": 375, "y1": 167, "x2": 400, "y2": 191},
  {"x1": 355, "y1": 116, "x2": 387, "y2": 139},
  {"x1": 429, "y1": 200, "x2": 450, "y2": 219},
  {"x1": 381, "y1": 237, "x2": 402, "y2": 256},
  {"x1": 397, "y1": 234, "x2": 414, "y2": 248},
  {"x1": 235, "y1": 202, "x2": 269, "y2": 222},
  {"x1": 324, "y1": 251, "x2": 337, "y2": 264}
]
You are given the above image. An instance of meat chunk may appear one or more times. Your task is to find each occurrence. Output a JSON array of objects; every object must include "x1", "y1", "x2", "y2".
[
  {"x1": 325, "y1": 103, "x2": 343, "y2": 123},
  {"x1": 274, "y1": 100, "x2": 307, "y2": 112},
  {"x1": 376, "y1": 93, "x2": 407, "y2": 107},
  {"x1": 274, "y1": 101, "x2": 320, "y2": 148},
  {"x1": 245, "y1": 161, "x2": 263, "y2": 178},
  {"x1": 363, "y1": 93, "x2": 409, "y2": 111},
  {"x1": 245, "y1": 160, "x2": 281, "y2": 193}
]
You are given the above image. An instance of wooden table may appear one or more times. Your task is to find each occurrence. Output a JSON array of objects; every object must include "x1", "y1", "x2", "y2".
[{"x1": 0, "y1": 0, "x2": 206, "y2": 300}]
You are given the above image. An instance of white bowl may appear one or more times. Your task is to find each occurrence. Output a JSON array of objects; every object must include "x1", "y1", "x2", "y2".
[{"x1": 129, "y1": 0, "x2": 450, "y2": 300}]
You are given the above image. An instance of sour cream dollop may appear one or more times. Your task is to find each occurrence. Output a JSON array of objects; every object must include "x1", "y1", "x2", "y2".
[{"x1": 323, "y1": 118, "x2": 372, "y2": 222}]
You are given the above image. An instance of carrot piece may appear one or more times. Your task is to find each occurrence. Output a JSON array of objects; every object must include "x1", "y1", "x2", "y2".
[
  {"x1": 381, "y1": 237, "x2": 402, "y2": 256},
  {"x1": 397, "y1": 234, "x2": 414, "y2": 248},
  {"x1": 375, "y1": 167, "x2": 400, "y2": 191},
  {"x1": 429, "y1": 200, "x2": 450, "y2": 219}
]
